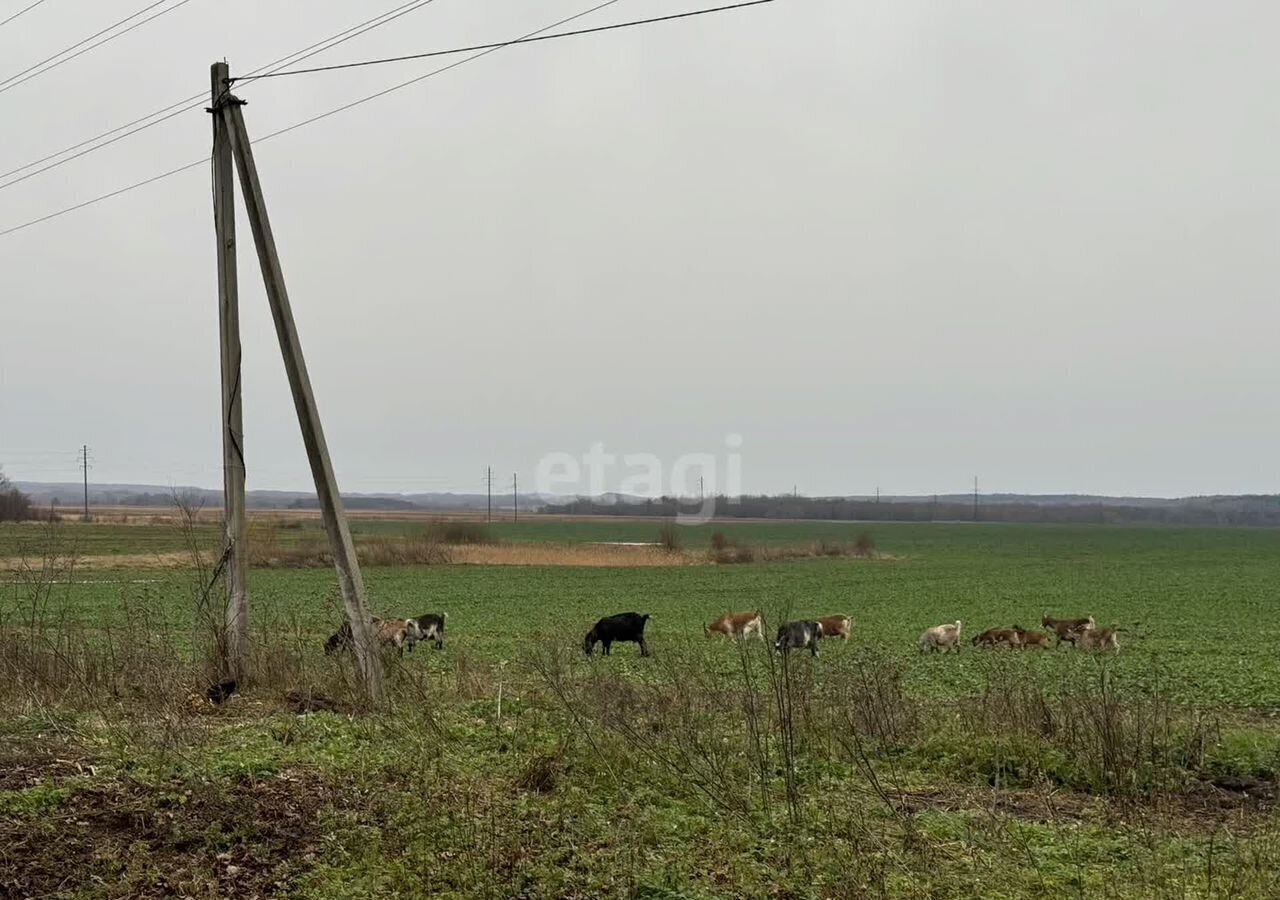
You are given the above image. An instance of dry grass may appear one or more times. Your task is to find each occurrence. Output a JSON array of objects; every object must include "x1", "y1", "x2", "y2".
[{"x1": 452, "y1": 542, "x2": 700, "y2": 567}]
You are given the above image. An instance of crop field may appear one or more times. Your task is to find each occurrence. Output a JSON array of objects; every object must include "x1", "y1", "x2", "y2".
[{"x1": 2, "y1": 517, "x2": 1279, "y2": 898}]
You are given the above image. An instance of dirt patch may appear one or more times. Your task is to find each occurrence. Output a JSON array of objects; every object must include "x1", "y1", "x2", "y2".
[
  {"x1": 898, "y1": 780, "x2": 1276, "y2": 834},
  {"x1": 0, "y1": 768, "x2": 335, "y2": 898},
  {"x1": 0, "y1": 736, "x2": 91, "y2": 791}
]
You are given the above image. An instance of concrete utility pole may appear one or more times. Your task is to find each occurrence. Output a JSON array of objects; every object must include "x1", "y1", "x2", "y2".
[
  {"x1": 79, "y1": 444, "x2": 89, "y2": 521},
  {"x1": 486, "y1": 466, "x2": 492, "y2": 523},
  {"x1": 213, "y1": 66, "x2": 384, "y2": 704},
  {"x1": 211, "y1": 61, "x2": 249, "y2": 683},
  {"x1": 513, "y1": 473, "x2": 518, "y2": 523}
]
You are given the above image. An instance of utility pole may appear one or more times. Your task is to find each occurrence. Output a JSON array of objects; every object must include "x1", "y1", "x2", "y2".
[
  {"x1": 213, "y1": 66, "x2": 384, "y2": 704},
  {"x1": 513, "y1": 473, "x2": 518, "y2": 523},
  {"x1": 79, "y1": 444, "x2": 89, "y2": 521},
  {"x1": 973, "y1": 476, "x2": 979, "y2": 522},
  {"x1": 699, "y1": 475, "x2": 704, "y2": 501},
  {"x1": 486, "y1": 466, "x2": 492, "y2": 523},
  {"x1": 211, "y1": 61, "x2": 248, "y2": 683},
  {"x1": 875, "y1": 486, "x2": 880, "y2": 504}
]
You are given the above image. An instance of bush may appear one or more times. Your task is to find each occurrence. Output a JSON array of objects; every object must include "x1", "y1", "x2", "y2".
[
  {"x1": 709, "y1": 531, "x2": 729, "y2": 552},
  {"x1": 854, "y1": 531, "x2": 877, "y2": 557},
  {"x1": 657, "y1": 522, "x2": 681, "y2": 552},
  {"x1": 428, "y1": 521, "x2": 493, "y2": 545},
  {"x1": 0, "y1": 468, "x2": 33, "y2": 522}
]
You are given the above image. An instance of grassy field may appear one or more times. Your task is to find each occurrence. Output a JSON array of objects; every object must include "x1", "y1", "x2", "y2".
[{"x1": 2, "y1": 517, "x2": 1279, "y2": 897}]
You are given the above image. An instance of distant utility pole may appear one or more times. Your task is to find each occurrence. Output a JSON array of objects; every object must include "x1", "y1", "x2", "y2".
[
  {"x1": 512, "y1": 473, "x2": 518, "y2": 523},
  {"x1": 699, "y1": 475, "x2": 704, "y2": 501},
  {"x1": 486, "y1": 466, "x2": 492, "y2": 523},
  {"x1": 973, "y1": 476, "x2": 979, "y2": 522},
  {"x1": 793, "y1": 484, "x2": 798, "y2": 499},
  {"x1": 875, "y1": 486, "x2": 880, "y2": 504},
  {"x1": 79, "y1": 444, "x2": 90, "y2": 520}
]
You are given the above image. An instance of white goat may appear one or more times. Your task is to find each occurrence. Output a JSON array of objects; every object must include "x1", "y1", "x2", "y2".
[{"x1": 918, "y1": 620, "x2": 962, "y2": 654}]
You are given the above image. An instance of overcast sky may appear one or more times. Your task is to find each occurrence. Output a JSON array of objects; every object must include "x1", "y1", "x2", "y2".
[{"x1": 1, "y1": 0, "x2": 1277, "y2": 498}]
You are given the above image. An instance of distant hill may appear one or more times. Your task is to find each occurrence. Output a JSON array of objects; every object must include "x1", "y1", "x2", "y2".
[
  {"x1": 12, "y1": 482, "x2": 552, "y2": 512},
  {"x1": 12, "y1": 481, "x2": 1280, "y2": 526}
]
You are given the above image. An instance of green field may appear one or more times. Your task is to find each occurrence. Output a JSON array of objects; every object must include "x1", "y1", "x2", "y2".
[{"x1": 2, "y1": 518, "x2": 1279, "y2": 898}]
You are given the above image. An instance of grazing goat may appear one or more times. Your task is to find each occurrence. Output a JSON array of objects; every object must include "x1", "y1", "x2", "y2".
[
  {"x1": 323, "y1": 617, "x2": 423, "y2": 656},
  {"x1": 1010, "y1": 626, "x2": 1052, "y2": 650},
  {"x1": 815, "y1": 615, "x2": 852, "y2": 641},
  {"x1": 1076, "y1": 623, "x2": 1120, "y2": 653},
  {"x1": 705, "y1": 611, "x2": 765, "y2": 641},
  {"x1": 1042, "y1": 614, "x2": 1095, "y2": 647},
  {"x1": 584, "y1": 612, "x2": 651, "y2": 657},
  {"x1": 774, "y1": 620, "x2": 822, "y2": 656},
  {"x1": 919, "y1": 620, "x2": 962, "y2": 653},
  {"x1": 972, "y1": 627, "x2": 1022, "y2": 649},
  {"x1": 409, "y1": 612, "x2": 448, "y2": 650}
]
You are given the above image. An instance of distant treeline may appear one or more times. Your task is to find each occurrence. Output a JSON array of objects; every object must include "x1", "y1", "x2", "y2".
[
  {"x1": 0, "y1": 470, "x2": 33, "y2": 522},
  {"x1": 544, "y1": 494, "x2": 1280, "y2": 527}
]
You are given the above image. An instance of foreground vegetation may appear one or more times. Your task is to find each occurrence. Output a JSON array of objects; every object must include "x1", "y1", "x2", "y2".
[{"x1": 1, "y1": 518, "x2": 1278, "y2": 897}]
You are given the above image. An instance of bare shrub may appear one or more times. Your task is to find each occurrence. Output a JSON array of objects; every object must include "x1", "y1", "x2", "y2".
[
  {"x1": 358, "y1": 535, "x2": 453, "y2": 566},
  {"x1": 657, "y1": 522, "x2": 682, "y2": 552},
  {"x1": 854, "y1": 531, "x2": 877, "y2": 557},
  {"x1": 427, "y1": 521, "x2": 493, "y2": 545},
  {"x1": 709, "y1": 531, "x2": 729, "y2": 551}
]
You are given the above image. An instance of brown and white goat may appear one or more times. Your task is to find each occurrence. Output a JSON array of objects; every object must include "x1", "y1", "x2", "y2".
[
  {"x1": 1042, "y1": 614, "x2": 1095, "y2": 647},
  {"x1": 705, "y1": 611, "x2": 764, "y2": 641},
  {"x1": 972, "y1": 627, "x2": 1022, "y2": 649},
  {"x1": 815, "y1": 615, "x2": 852, "y2": 641},
  {"x1": 1076, "y1": 623, "x2": 1120, "y2": 653},
  {"x1": 1010, "y1": 626, "x2": 1052, "y2": 650}
]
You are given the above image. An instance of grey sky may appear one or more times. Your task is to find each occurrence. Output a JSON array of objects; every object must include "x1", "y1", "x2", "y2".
[{"x1": 1, "y1": 0, "x2": 1276, "y2": 498}]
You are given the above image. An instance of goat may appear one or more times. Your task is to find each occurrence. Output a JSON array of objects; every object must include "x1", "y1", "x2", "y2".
[
  {"x1": 409, "y1": 612, "x2": 448, "y2": 651},
  {"x1": 705, "y1": 611, "x2": 764, "y2": 641},
  {"x1": 1042, "y1": 614, "x2": 1095, "y2": 647},
  {"x1": 584, "y1": 612, "x2": 651, "y2": 657},
  {"x1": 919, "y1": 620, "x2": 962, "y2": 653},
  {"x1": 815, "y1": 615, "x2": 852, "y2": 641},
  {"x1": 774, "y1": 620, "x2": 822, "y2": 656},
  {"x1": 971, "y1": 627, "x2": 1022, "y2": 649},
  {"x1": 1010, "y1": 625, "x2": 1051, "y2": 650},
  {"x1": 1076, "y1": 623, "x2": 1121, "y2": 653},
  {"x1": 323, "y1": 617, "x2": 423, "y2": 657}
]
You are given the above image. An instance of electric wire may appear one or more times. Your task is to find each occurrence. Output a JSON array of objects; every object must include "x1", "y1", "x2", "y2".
[
  {"x1": 0, "y1": 0, "x2": 441, "y2": 188},
  {"x1": 0, "y1": 0, "x2": 53, "y2": 31},
  {"x1": 0, "y1": 0, "x2": 198, "y2": 97},
  {"x1": 235, "y1": 0, "x2": 777, "y2": 84},
  {"x1": 0, "y1": 0, "x2": 772, "y2": 239}
]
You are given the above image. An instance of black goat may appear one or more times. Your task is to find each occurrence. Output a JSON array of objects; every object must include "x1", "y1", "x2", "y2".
[
  {"x1": 409, "y1": 612, "x2": 448, "y2": 651},
  {"x1": 584, "y1": 612, "x2": 651, "y2": 657},
  {"x1": 774, "y1": 620, "x2": 822, "y2": 656}
]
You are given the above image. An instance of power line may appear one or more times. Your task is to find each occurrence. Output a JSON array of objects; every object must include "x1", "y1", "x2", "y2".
[
  {"x1": 0, "y1": 0, "x2": 199, "y2": 98},
  {"x1": 0, "y1": 0, "x2": 53, "y2": 30},
  {"x1": 0, "y1": 0, "x2": 441, "y2": 190},
  {"x1": 243, "y1": 0, "x2": 625, "y2": 145},
  {"x1": 2, "y1": 0, "x2": 732, "y2": 240},
  {"x1": 234, "y1": 0, "x2": 778, "y2": 84},
  {"x1": 0, "y1": 156, "x2": 207, "y2": 238}
]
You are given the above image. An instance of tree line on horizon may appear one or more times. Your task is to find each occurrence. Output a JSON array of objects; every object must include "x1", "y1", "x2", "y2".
[{"x1": 543, "y1": 493, "x2": 1280, "y2": 527}]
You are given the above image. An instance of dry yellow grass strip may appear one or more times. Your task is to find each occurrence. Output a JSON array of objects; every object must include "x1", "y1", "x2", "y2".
[
  {"x1": 0, "y1": 551, "x2": 200, "y2": 573},
  {"x1": 451, "y1": 542, "x2": 701, "y2": 567}
]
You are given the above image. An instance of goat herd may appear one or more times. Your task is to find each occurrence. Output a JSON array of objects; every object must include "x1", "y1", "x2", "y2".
[{"x1": 320, "y1": 610, "x2": 1120, "y2": 660}]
